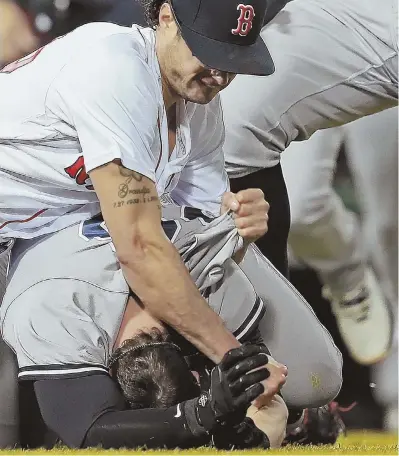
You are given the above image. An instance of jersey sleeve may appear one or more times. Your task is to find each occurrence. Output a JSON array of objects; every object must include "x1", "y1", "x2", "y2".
[
  {"x1": 46, "y1": 33, "x2": 160, "y2": 181},
  {"x1": 171, "y1": 96, "x2": 229, "y2": 216},
  {"x1": 34, "y1": 375, "x2": 210, "y2": 449}
]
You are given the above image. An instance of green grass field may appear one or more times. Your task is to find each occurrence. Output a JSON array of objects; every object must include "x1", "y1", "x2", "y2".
[{"x1": 0, "y1": 432, "x2": 397, "y2": 455}]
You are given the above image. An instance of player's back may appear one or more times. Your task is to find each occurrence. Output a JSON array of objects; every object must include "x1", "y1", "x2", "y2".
[
  {"x1": 0, "y1": 22, "x2": 154, "y2": 240},
  {"x1": 0, "y1": 22, "x2": 149, "y2": 145},
  {"x1": 0, "y1": 22, "x2": 134, "y2": 122}
]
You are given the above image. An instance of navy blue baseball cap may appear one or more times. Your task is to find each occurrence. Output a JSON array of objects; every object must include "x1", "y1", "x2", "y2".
[{"x1": 169, "y1": 0, "x2": 274, "y2": 76}]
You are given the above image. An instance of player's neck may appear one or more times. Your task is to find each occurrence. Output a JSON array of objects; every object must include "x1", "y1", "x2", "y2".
[
  {"x1": 161, "y1": 76, "x2": 178, "y2": 109},
  {"x1": 114, "y1": 296, "x2": 165, "y2": 349},
  {"x1": 155, "y1": 32, "x2": 179, "y2": 109}
]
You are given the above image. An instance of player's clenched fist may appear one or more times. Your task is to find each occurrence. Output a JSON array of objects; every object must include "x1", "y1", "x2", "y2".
[{"x1": 221, "y1": 189, "x2": 269, "y2": 243}]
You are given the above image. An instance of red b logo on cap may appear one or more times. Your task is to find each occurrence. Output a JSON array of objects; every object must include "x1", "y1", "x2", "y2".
[{"x1": 231, "y1": 4, "x2": 255, "y2": 36}]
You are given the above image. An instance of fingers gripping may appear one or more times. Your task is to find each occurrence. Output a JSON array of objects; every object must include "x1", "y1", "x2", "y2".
[
  {"x1": 220, "y1": 345, "x2": 269, "y2": 372},
  {"x1": 227, "y1": 353, "x2": 270, "y2": 383},
  {"x1": 229, "y1": 368, "x2": 269, "y2": 396},
  {"x1": 234, "y1": 383, "x2": 265, "y2": 410}
]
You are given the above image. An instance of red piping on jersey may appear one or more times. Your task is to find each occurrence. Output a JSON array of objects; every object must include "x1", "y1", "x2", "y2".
[{"x1": 0, "y1": 209, "x2": 47, "y2": 230}]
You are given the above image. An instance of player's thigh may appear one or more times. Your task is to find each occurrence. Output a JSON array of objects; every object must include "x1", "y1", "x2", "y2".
[
  {"x1": 281, "y1": 129, "x2": 343, "y2": 225},
  {"x1": 257, "y1": 311, "x2": 343, "y2": 409},
  {"x1": 241, "y1": 247, "x2": 343, "y2": 408},
  {"x1": 344, "y1": 109, "x2": 398, "y2": 300},
  {"x1": 345, "y1": 108, "x2": 398, "y2": 226}
]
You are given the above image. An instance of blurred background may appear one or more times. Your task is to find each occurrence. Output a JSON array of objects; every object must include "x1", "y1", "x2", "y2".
[
  {"x1": 290, "y1": 139, "x2": 398, "y2": 432},
  {"x1": 1, "y1": 0, "x2": 397, "y2": 437}
]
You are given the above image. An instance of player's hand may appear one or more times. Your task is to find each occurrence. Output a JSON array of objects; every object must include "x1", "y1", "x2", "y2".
[
  {"x1": 0, "y1": 0, "x2": 39, "y2": 65},
  {"x1": 252, "y1": 356, "x2": 288, "y2": 409},
  {"x1": 195, "y1": 344, "x2": 270, "y2": 431},
  {"x1": 221, "y1": 189, "x2": 269, "y2": 243}
]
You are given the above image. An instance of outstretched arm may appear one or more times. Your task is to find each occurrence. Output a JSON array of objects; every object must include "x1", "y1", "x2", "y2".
[
  {"x1": 51, "y1": 39, "x2": 240, "y2": 364},
  {"x1": 34, "y1": 346, "x2": 270, "y2": 449},
  {"x1": 90, "y1": 161, "x2": 239, "y2": 363}
]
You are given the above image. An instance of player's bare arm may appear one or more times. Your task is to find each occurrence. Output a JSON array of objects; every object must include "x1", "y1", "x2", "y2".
[
  {"x1": 221, "y1": 189, "x2": 269, "y2": 263},
  {"x1": 89, "y1": 161, "x2": 240, "y2": 363}
]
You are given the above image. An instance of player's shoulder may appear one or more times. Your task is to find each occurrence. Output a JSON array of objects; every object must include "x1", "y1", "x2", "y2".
[
  {"x1": 50, "y1": 23, "x2": 160, "y2": 100},
  {"x1": 62, "y1": 23, "x2": 155, "y2": 72}
]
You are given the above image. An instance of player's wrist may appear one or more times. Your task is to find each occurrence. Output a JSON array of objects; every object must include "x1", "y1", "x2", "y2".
[
  {"x1": 182, "y1": 396, "x2": 213, "y2": 437},
  {"x1": 195, "y1": 392, "x2": 220, "y2": 431},
  {"x1": 182, "y1": 392, "x2": 230, "y2": 435}
]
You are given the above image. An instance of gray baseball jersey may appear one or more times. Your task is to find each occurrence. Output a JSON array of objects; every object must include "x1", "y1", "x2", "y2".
[
  {"x1": 0, "y1": 203, "x2": 263, "y2": 380},
  {"x1": 1, "y1": 203, "x2": 342, "y2": 408},
  {"x1": 221, "y1": 0, "x2": 398, "y2": 177}
]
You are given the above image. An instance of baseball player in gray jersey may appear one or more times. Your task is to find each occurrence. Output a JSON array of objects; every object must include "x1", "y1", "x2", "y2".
[
  {"x1": 281, "y1": 109, "x2": 397, "y2": 356},
  {"x1": 0, "y1": 203, "x2": 342, "y2": 448},
  {"x1": 281, "y1": 108, "x2": 398, "y2": 429},
  {"x1": 220, "y1": 0, "x2": 397, "y2": 367}
]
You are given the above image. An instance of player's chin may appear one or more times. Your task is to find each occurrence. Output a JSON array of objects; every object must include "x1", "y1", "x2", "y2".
[{"x1": 183, "y1": 83, "x2": 221, "y2": 104}]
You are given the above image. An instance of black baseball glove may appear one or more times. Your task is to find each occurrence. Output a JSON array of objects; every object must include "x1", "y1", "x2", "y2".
[{"x1": 195, "y1": 344, "x2": 270, "y2": 432}]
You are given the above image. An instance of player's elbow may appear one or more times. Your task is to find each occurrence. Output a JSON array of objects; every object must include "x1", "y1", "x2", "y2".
[{"x1": 114, "y1": 221, "x2": 164, "y2": 269}]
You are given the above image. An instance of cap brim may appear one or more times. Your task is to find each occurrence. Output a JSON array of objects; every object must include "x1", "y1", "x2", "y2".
[{"x1": 179, "y1": 23, "x2": 274, "y2": 76}]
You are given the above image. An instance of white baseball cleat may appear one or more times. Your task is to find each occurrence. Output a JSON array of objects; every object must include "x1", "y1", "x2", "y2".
[{"x1": 323, "y1": 268, "x2": 393, "y2": 365}]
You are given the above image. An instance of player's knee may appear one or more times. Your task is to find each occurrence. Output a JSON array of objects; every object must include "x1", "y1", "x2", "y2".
[
  {"x1": 289, "y1": 195, "x2": 328, "y2": 234},
  {"x1": 283, "y1": 341, "x2": 343, "y2": 409},
  {"x1": 287, "y1": 365, "x2": 342, "y2": 409},
  {"x1": 310, "y1": 345, "x2": 343, "y2": 408},
  {"x1": 323, "y1": 358, "x2": 343, "y2": 405}
]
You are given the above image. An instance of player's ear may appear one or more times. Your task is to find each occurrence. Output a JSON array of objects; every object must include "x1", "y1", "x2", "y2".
[{"x1": 158, "y1": 3, "x2": 176, "y2": 30}]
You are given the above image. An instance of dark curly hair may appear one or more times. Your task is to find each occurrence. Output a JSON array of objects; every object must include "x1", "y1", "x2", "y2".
[{"x1": 111, "y1": 328, "x2": 200, "y2": 409}]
